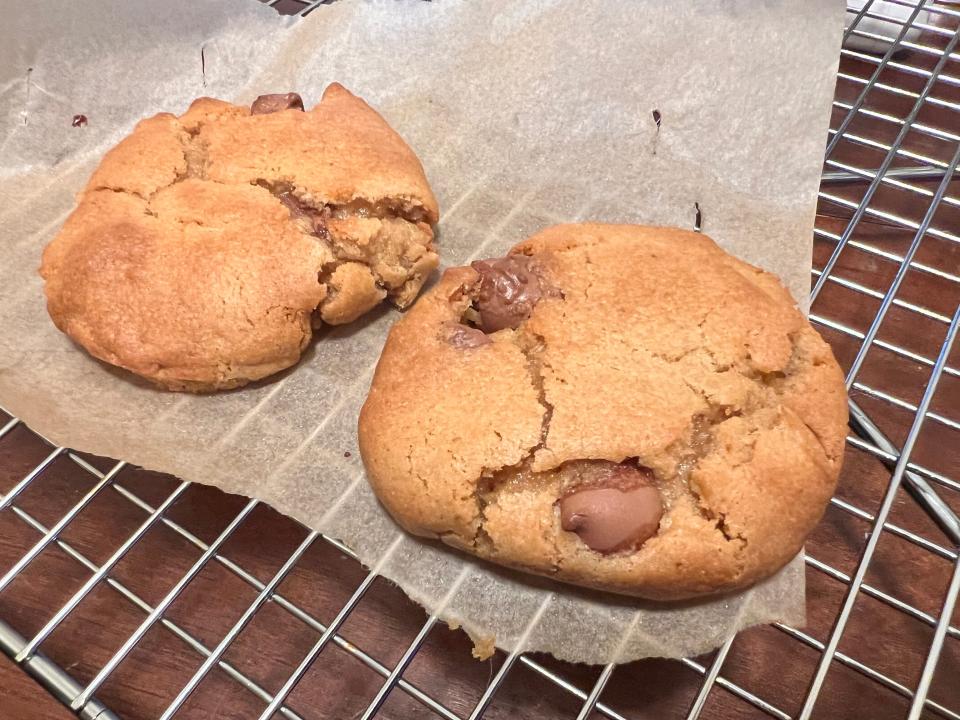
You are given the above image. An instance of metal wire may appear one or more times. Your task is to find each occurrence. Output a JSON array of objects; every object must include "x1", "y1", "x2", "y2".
[
  {"x1": 0, "y1": 4, "x2": 958, "y2": 720},
  {"x1": 844, "y1": 147, "x2": 960, "y2": 387},
  {"x1": 0, "y1": 484, "x2": 454, "y2": 720},
  {"x1": 574, "y1": 662, "x2": 617, "y2": 720},
  {"x1": 158, "y1": 530, "x2": 320, "y2": 720},
  {"x1": 824, "y1": 1, "x2": 928, "y2": 162},
  {"x1": 465, "y1": 595, "x2": 554, "y2": 720},
  {"x1": 71, "y1": 498, "x2": 261, "y2": 710},
  {"x1": 813, "y1": 7, "x2": 960, "y2": 303},
  {"x1": 799, "y1": 307, "x2": 960, "y2": 719},
  {"x1": 775, "y1": 623, "x2": 960, "y2": 720},
  {"x1": 357, "y1": 565, "x2": 471, "y2": 720},
  {"x1": 257, "y1": 535, "x2": 402, "y2": 720},
  {"x1": 849, "y1": 399, "x2": 960, "y2": 545},
  {"x1": 679, "y1": 656, "x2": 791, "y2": 720},
  {"x1": 0, "y1": 460, "x2": 125, "y2": 596},
  {"x1": 17, "y1": 481, "x2": 191, "y2": 664},
  {"x1": 685, "y1": 636, "x2": 735, "y2": 720},
  {"x1": 909, "y1": 556, "x2": 960, "y2": 720}
]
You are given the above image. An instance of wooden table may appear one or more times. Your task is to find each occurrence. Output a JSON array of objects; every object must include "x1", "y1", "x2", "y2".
[{"x1": 1, "y1": 11, "x2": 958, "y2": 720}]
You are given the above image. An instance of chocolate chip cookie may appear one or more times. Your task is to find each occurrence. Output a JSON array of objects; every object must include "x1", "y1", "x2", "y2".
[
  {"x1": 359, "y1": 224, "x2": 848, "y2": 600},
  {"x1": 41, "y1": 84, "x2": 439, "y2": 391}
]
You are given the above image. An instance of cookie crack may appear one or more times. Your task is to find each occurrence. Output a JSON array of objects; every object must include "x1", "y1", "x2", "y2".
[
  {"x1": 516, "y1": 330, "x2": 554, "y2": 456},
  {"x1": 786, "y1": 405, "x2": 834, "y2": 466},
  {"x1": 517, "y1": 329, "x2": 563, "y2": 574},
  {"x1": 727, "y1": 331, "x2": 836, "y2": 467},
  {"x1": 252, "y1": 178, "x2": 430, "y2": 227},
  {"x1": 691, "y1": 318, "x2": 833, "y2": 464},
  {"x1": 682, "y1": 378, "x2": 712, "y2": 410},
  {"x1": 695, "y1": 308, "x2": 731, "y2": 373},
  {"x1": 92, "y1": 125, "x2": 431, "y2": 322},
  {"x1": 89, "y1": 185, "x2": 150, "y2": 201},
  {"x1": 670, "y1": 401, "x2": 752, "y2": 548},
  {"x1": 650, "y1": 344, "x2": 700, "y2": 364},
  {"x1": 463, "y1": 326, "x2": 557, "y2": 553},
  {"x1": 581, "y1": 248, "x2": 595, "y2": 302},
  {"x1": 549, "y1": 519, "x2": 563, "y2": 574},
  {"x1": 473, "y1": 477, "x2": 496, "y2": 554},
  {"x1": 251, "y1": 179, "x2": 434, "y2": 316},
  {"x1": 178, "y1": 125, "x2": 208, "y2": 181},
  {"x1": 406, "y1": 445, "x2": 430, "y2": 494},
  {"x1": 674, "y1": 370, "x2": 786, "y2": 554},
  {"x1": 88, "y1": 122, "x2": 211, "y2": 205},
  {"x1": 714, "y1": 511, "x2": 747, "y2": 546}
]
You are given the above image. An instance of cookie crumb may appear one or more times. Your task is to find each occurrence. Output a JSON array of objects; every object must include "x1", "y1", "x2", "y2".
[
  {"x1": 471, "y1": 634, "x2": 496, "y2": 661},
  {"x1": 71, "y1": 114, "x2": 88, "y2": 128},
  {"x1": 652, "y1": 109, "x2": 662, "y2": 129},
  {"x1": 344, "y1": 451, "x2": 352, "y2": 458}
]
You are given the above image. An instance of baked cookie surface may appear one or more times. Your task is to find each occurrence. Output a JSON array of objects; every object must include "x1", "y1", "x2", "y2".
[
  {"x1": 41, "y1": 85, "x2": 439, "y2": 391},
  {"x1": 359, "y1": 224, "x2": 848, "y2": 600}
]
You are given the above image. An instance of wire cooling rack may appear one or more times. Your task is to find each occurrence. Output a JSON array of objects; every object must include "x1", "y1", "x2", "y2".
[{"x1": 1, "y1": 1, "x2": 959, "y2": 718}]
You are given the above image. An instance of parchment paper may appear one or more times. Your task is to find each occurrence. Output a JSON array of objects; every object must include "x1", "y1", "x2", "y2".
[{"x1": 0, "y1": 0, "x2": 844, "y2": 664}]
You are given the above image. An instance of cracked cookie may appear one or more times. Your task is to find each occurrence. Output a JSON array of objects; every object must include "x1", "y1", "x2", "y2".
[
  {"x1": 359, "y1": 224, "x2": 848, "y2": 600},
  {"x1": 40, "y1": 84, "x2": 439, "y2": 391}
]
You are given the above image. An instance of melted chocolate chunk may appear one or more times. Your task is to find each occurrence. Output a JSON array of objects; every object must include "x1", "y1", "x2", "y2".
[
  {"x1": 251, "y1": 92, "x2": 305, "y2": 115},
  {"x1": 276, "y1": 191, "x2": 330, "y2": 239},
  {"x1": 276, "y1": 191, "x2": 307, "y2": 218},
  {"x1": 470, "y1": 255, "x2": 554, "y2": 333},
  {"x1": 559, "y1": 464, "x2": 663, "y2": 554},
  {"x1": 444, "y1": 322, "x2": 492, "y2": 349}
]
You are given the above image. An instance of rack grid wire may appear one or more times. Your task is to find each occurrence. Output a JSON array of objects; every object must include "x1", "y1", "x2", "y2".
[{"x1": 1, "y1": 1, "x2": 959, "y2": 718}]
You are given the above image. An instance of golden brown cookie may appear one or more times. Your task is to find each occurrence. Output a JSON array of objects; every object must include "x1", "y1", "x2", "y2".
[
  {"x1": 40, "y1": 84, "x2": 439, "y2": 391},
  {"x1": 359, "y1": 224, "x2": 848, "y2": 600}
]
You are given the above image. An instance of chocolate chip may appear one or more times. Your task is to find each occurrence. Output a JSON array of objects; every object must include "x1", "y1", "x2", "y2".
[
  {"x1": 251, "y1": 92, "x2": 305, "y2": 115},
  {"x1": 444, "y1": 322, "x2": 492, "y2": 349},
  {"x1": 652, "y1": 109, "x2": 662, "y2": 128},
  {"x1": 71, "y1": 114, "x2": 87, "y2": 128},
  {"x1": 470, "y1": 255, "x2": 555, "y2": 333},
  {"x1": 344, "y1": 451, "x2": 352, "y2": 458},
  {"x1": 559, "y1": 465, "x2": 662, "y2": 553}
]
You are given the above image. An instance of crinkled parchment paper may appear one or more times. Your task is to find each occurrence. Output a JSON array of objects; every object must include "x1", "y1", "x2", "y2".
[{"x1": 0, "y1": 0, "x2": 844, "y2": 664}]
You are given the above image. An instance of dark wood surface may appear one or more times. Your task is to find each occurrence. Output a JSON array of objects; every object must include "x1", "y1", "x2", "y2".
[
  {"x1": 0, "y1": 652, "x2": 75, "y2": 720},
  {"x1": 1, "y1": 24, "x2": 959, "y2": 720}
]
